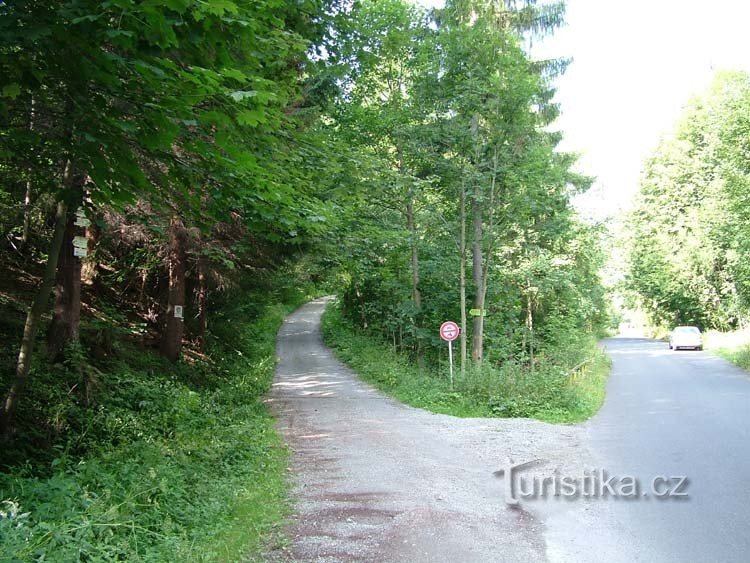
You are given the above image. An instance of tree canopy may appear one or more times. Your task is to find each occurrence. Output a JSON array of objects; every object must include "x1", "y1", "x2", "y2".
[
  {"x1": 625, "y1": 71, "x2": 750, "y2": 330},
  {"x1": 0, "y1": 1, "x2": 616, "y2": 558}
]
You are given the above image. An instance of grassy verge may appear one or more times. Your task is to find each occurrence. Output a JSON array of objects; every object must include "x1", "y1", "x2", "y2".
[
  {"x1": 321, "y1": 302, "x2": 610, "y2": 424},
  {"x1": 0, "y1": 286, "x2": 311, "y2": 562},
  {"x1": 704, "y1": 328, "x2": 750, "y2": 371}
]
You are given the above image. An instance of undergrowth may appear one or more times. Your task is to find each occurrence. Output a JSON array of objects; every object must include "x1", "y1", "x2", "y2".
[
  {"x1": 322, "y1": 300, "x2": 610, "y2": 424},
  {"x1": 0, "y1": 276, "x2": 313, "y2": 562}
]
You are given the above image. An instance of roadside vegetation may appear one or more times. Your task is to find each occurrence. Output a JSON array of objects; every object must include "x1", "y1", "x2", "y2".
[
  {"x1": 0, "y1": 272, "x2": 312, "y2": 561},
  {"x1": 704, "y1": 329, "x2": 750, "y2": 372},
  {"x1": 323, "y1": 302, "x2": 610, "y2": 424},
  {"x1": 320, "y1": 0, "x2": 615, "y2": 422},
  {"x1": 624, "y1": 71, "x2": 750, "y2": 375},
  {"x1": 625, "y1": 71, "x2": 750, "y2": 332},
  {"x1": 2, "y1": 2, "x2": 334, "y2": 559}
]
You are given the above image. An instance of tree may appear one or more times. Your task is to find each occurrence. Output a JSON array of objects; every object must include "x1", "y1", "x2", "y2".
[
  {"x1": 330, "y1": 0, "x2": 603, "y2": 374},
  {"x1": 626, "y1": 71, "x2": 750, "y2": 329},
  {"x1": 424, "y1": 0, "x2": 570, "y2": 364},
  {"x1": 0, "y1": 0, "x2": 336, "y2": 431},
  {"x1": 161, "y1": 217, "x2": 188, "y2": 361},
  {"x1": 332, "y1": 0, "x2": 432, "y2": 359}
]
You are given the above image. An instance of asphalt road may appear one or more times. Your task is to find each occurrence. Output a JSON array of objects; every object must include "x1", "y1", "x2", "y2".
[
  {"x1": 543, "y1": 337, "x2": 750, "y2": 562},
  {"x1": 266, "y1": 300, "x2": 750, "y2": 562}
]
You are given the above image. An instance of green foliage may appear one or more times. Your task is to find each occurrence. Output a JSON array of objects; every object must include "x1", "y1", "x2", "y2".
[
  {"x1": 704, "y1": 329, "x2": 750, "y2": 372},
  {"x1": 0, "y1": 279, "x2": 313, "y2": 561},
  {"x1": 713, "y1": 345, "x2": 750, "y2": 373},
  {"x1": 0, "y1": 0, "x2": 614, "y2": 556},
  {"x1": 321, "y1": 0, "x2": 608, "y2": 370},
  {"x1": 322, "y1": 301, "x2": 610, "y2": 423},
  {"x1": 0, "y1": 0, "x2": 337, "y2": 242},
  {"x1": 625, "y1": 71, "x2": 750, "y2": 330}
]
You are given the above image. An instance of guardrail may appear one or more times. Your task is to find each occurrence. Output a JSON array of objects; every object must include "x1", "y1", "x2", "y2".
[{"x1": 568, "y1": 357, "x2": 594, "y2": 383}]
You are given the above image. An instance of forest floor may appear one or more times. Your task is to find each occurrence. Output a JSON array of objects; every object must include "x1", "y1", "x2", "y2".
[
  {"x1": 0, "y1": 256, "x2": 307, "y2": 561},
  {"x1": 265, "y1": 298, "x2": 596, "y2": 562}
]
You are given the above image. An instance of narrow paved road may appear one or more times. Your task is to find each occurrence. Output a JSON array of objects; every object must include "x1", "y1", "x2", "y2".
[
  {"x1": 544, "y1": 337, "x2": 750, "y2": 562},
  {"x1": 267, "y1": 300, "x2": 750, "y2": 561}
]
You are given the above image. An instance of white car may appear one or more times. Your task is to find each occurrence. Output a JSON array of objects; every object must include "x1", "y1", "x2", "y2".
[{"x1": 669, "y1": 326, "x2": 703, "y2": 351}]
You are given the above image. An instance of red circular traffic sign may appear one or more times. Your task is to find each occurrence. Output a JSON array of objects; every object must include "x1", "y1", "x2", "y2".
[{"x1": 440, "y1": 321, "x2": 460, "y2": 342}]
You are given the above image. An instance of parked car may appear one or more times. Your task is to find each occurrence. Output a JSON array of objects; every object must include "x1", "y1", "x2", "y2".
[{"x1": 669, "y1": 326, "x2": 703, "y2": 350}]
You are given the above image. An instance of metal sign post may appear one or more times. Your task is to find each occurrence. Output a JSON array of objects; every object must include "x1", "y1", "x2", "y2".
[
  {"x1": 439, "y1": 321, "x2": 460, "y2": 389},
  {"x1": 448, "y1": 339, "x2": 454, "y2": 388}
]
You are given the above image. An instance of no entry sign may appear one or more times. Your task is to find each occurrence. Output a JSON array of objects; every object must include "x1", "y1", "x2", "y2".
[
  {"x1": 440, "y1": 321, "x2": 459, "y2": 342},
  {"x1": 440, "y1": 321, "x2": 459, "y2": 387}
]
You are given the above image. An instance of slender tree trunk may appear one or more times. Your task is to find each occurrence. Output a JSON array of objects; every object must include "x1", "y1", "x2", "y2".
[
  {"x1": 196, "y1": 254, "x2": 208, "y2": 352},
  {"x1": 471, "y1": 185, "x2": 485, "y2": 364},
  {"x1": 138, "y1": 269, "x2": 148, "y2": 307},
  {"x1": 470, "y1": 113, "x2": 486, "y2": 365},
  {"x1": 21, "y1": 182, "x2": 33, "y2": 252},
  {"x1": 526, "y1": 291, "x2": 534, "y2": 371},
  {"x1": 161, "y1": 217, "x2": 187, "y2": 361},
  {"x1": 405, "y1": 197, "x2": 424, "y2": 366},
  {"x1": 20, "y1": 95, "x2": 35, "y2": 253},
  {"x1": 1, "y1": 201, "x2": 68, "y2": 437},
  {"x1": 81, "y1": 214, "x2": 101, "y2": 291},
  {"x1": 47, "y1": 172, "x2": 85, "y2": 361},
  {"x1": 459, "y1": 178, "x2": 467, "y2": 376},
  {"x1": 406, "y1": 199, "x2": 421, "y2": 311}
]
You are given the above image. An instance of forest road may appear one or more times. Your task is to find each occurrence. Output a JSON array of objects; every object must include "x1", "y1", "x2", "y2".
[
  {"x1": 265, "y1": 298, "x2": 592, "y2": 562},
  {"x1": 265, "y1": 300, "x2": 750, "y2": 562}
]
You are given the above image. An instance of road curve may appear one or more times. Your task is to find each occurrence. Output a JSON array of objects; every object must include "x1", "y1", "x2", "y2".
[
  {"x1": 265, "y1": 298, "x2": 589, "y2": 562},
  {"x1": 266, "y1": 300, "x2": 750, "y2": 562}
]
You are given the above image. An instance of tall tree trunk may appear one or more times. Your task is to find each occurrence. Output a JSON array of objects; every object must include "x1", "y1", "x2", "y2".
[
  {"x1": 470, "y1": 113, "x2": 486, "y2": 365},
  {"x1": 526, "y1": 290, "x2": 534, "y2": 372},
  {"x1": 161, "y1": 217, "x2": 187, "y2": 361},
  {"x1": 405, "y1": 197, "x2": 424, "y2": 366},
  {"x1": 459, "y1": 178, "x2": 467, "y2": 376},
  {"x1": 196, "y1": 254, "x2": 208, "y2": 352},
  {"x1": 47, "y1": 172, "x2": 85, "y2": 361},
  {"x1": 20, "y1": 95, "x2": 35, "y2": 253},
  {"x1": 81, "y1": 214, "x2": 101, "y2": 292},
  {"x1": 21, "y1": 181, "x2": 33, "y2": 252},
  {"x1": 471, "y1": 185, "x2": 485, "y2": 364},
  {"x1": 406, "y1": 199, "x2": 421, "y2": 311},
  {"x1": 138, "y1": 269, "x2": 149, "y2": 307},
  {"x1": 1, "y1": 201, "x2": 68, "y2": 437}
]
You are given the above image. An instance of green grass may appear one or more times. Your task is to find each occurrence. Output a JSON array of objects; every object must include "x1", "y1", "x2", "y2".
[
  {"x1": 704, "y1": 328, "x2": 750, "y2": 371},
  {"x1": 321, "y1": 302, "x2": 610, "y2": 424},
  {"x1": 0, "y1": 288, "x2": 312, "y2": 562}
]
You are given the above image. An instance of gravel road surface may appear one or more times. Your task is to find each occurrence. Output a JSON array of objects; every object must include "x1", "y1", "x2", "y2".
[
  {"x1": 266, "y1": 300, "x2": 750, "y2": 562},
  {"x1": 266, "y1": 298, "x2": 591, "y2": 562}
]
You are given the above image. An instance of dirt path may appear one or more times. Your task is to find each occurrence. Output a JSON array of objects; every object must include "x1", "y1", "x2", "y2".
[{"x1": 265, "y1": 298, "x2": 592, "y2": 562}]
